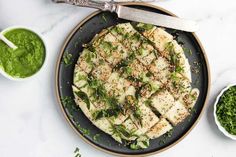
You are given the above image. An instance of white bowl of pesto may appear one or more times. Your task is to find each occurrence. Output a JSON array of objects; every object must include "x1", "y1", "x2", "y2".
[
  {"x1": 214, "y1": 84, "x2": 236, "y2": 140},
  {"x1": 0, "y1": 26, "x2": 46, "y2": 81}
]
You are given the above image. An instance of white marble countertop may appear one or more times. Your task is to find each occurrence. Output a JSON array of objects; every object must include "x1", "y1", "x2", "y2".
[{"x1": 1, "y1": 0, "x2": 236, "y2": 156}]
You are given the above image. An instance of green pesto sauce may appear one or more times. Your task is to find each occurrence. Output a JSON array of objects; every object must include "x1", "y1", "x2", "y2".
[{"x1": 0, "y1": 28, "x2": 45, "y2": 78}]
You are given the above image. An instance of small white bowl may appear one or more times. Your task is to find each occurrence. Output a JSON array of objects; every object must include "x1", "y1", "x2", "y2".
[
  {"x1": 0, "y1": 26, "x2": 47, "y2": 81},
  {"x1": 213, "y1": 83, "x2": 236, "y2": 140}
]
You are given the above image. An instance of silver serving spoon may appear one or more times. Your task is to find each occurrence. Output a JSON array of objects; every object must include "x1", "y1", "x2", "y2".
[{"x1": 0, "y1": 33, "x2": 18, "y2": 50}]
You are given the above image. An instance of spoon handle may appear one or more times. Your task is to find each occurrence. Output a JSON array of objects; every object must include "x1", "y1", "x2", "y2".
[
  {"x1": 52, "y1": 0, "x2": 116, "y2": 11},
  {"x1": 0, "y1": 33, "x2": 18, "y2": 50}
]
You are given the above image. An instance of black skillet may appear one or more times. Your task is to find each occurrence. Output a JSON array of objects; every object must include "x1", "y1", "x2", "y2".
[{"x1": 55, "y1": 3, "x2": 210, "y2": 156}]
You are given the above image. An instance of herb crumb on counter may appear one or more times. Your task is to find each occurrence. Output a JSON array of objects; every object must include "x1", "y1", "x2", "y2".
[{"x1": 74, "y1": 147, "x2": 81, "y2": 157}]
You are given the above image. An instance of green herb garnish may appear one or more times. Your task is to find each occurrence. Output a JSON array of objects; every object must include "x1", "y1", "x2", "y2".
[
  {"x1": 76, "y1": 74, "x2": 87, "y2": 82},
  {"x1": 183, "y1": 47, "x2": 193, "y2": 55},
  {"x1": 135, "y1": 85, "x2": 144, "y2": 99},
  {"x1": 113, "y1": 53, "x2": 135, "y2": 73},
  {"x1": 110, "y1": 26, "x2": 124, "y2": 35},
  {"x1": 63, "y1": 52, "x2": 73, "y2": 66},
  {"x1": 90, "y1": 80, "x2": 107, "y2": 99},
  {"x1": 133, "y1": 108, "x2": 142, "y2": 124},
  {"x1": 146, "y1": 71, "x2": 153, "y2": 77},
  {"x1": 61, "y1": 96, "x2": 78, "y2": 116},
  {"x1": 141, "y1": 23, "x2": 154, "y2": 30},
  {"x1": 125, "y1": 95, "x2": 143, "y2": 126},
  {"x1": 99, "y1": 41, "x2": 117, "y2": 56},
  {"x1": 86, "y1": 75, "x2": 124, "y2": 118},
  {"x1": 75, "y1": 91, "x2": 90, "y2": 109},
  {"x1": 131, "y1": 32, "x2": 142, "y2": 42},
  {"x1": 111, "y1": 124, "x2": 137, "y2": 140},
  {"x1": 84, "y1": 49, "x2": 96, "y2": 64},
  {"x1": 93, "y1": 134, "x2": 101, "y2": 141},
  {"x1": 144, "y1": 99, "x2": 152, "y2": 106},
  {"x1": 92, "y1": 108, "x2": 120, "y2": 120},
  {"x1": 62, "y1": 96, "x2": 73, "y2": 108},
  {"x1": 216, "y1": 86, "x2": 236, "y2": 135},
  {"x1": 77, "y1": 124, "x2": 90, "y2": 136},
  {"x1": 136, "y1": 23, "x2": 154, "y2": 32},
  {"x1": 74, "y1": 147, "x2": 81, "y2": 157},
  {"x1": 113, "y1": 59, "x2": 129, "y2": 72},
  {"x1": 167, "y1": 129, "x2": 173, "y2": 137},
  {"x1": 159, "y1": 129, "x2": 173, "y2": 145},
  {"x1": 126, "y1": 75, "x2": 144, "y2": 86},
  {"x1": 125, "y1": 67, "x2": 133, "y2": 75},
  {"x1": 130, "y1": 136, "x2": 150, "y2": 150},
  {"x1": 165, "y1": 42, "x2": 184, "y2": 74}
]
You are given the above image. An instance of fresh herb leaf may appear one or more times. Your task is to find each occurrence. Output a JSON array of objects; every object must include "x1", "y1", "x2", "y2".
[
  {"x1": 110, "y1": 26, "x2": 124, "y2": 35},
  {"x1": 75, "y1": 91, "x2": 90, "y2": 109},
  {"x1": 135, "y1": 85, "x2": 144, "y2": 99},
  {"x1": 76, "y1": 74, "x2": 87, "y2": 82},
  {"x1": 63, "y1": 52, "x2": 73, "y2": 66},
  {"x1": 170, "y1": 52, "x2": 178, "y2": 66},
  {"x1": 130, "y1": 136, "x2": 150, "y2": 150},
  {"x1": 175, "y1": 65, "x2": 184, "y2": 73},
  {"x1": 113, "y1": 59, "x2": 129, "y2": 72},
  {"x1": 130, "y1": 143, "x2": 140, "y2": 150},
  {"x1": 87, "y1": 75, "x2": 123, "y2": 116},
  {"x1": 167, "y1": 129, "x2": 173, "y2": 137},
  {"x1": 144, "y1": 99, "x2": 152, "y2": 106},
  {"x1": 100, "y1": 41, "x2": 113, "y2": 55},
  {"x1": 131, "y1": 32, "x2": 142, "y2": 42},
  {"x1": 183, "y1": 47, "x2": 193, "y2": 55},
  {"x1": 74, "y1": 147, "x2": 81, "y2": 157},
  {"x1": 93, "y1": 134, "x2": 101, "y2": 141},
  {"x1": 141, "y1": 23, "x2": 154, "y2": 30},
  {"x1": 92, "y1": 108, "x2": 121, "y2": 120},
  {"x1": 125, "y1": 95, "x2": 143, "y2": 126},
  {"x1": 87, "y1": 75, "x2": 107, "y2": 101},
  {"x1": 133, "y1": 108, "x2": 142, "y2": 122},
  {"x1": 113, "y1": 53, "x2": 135, "y2": 73},
  {"x1": 84, "y1": 49, "x2": 96, "y2": 64},
  {"x1": 124, "y1": 67, "x2": 133, "y2": 75},
  {"x1": 106, "y1": 96, "x2": 123, "y2": 111},
  {"x1": 86, "y1": 44, "x2": 96, "y2": 52},
  {"x1": 111, "y1": 124, "x2": 137, "y2": 140},
  {"x1": 126, "y1": 76, "x2": 143, "y2": 85},
  {"x1": 61, "y1": 96, "x2": 78, "y2": 116},
  {"x1": 146, "y1": 71, "x2": 153, "y2": 77},
  {"x1": 159, "y1": 129, "x2": 173, "y2": 145},
  {"x1": 77, "y1": 124, "x2": 90, "y2": 136},
  {"x1": 61, "y1": 96, "x2": 73, "y2": 108},
  {"x1": 136, "y1": 23, "x2": 154, "y2": 32},
  {"x1": 165, "y1": 42, "x2": 182, "y2": 72},
  {"x1": 170, "y1": 72, "x2": 179, "y2": 82}
]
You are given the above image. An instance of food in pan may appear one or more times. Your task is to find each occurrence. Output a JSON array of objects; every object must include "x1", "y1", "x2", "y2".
[{"x1": 72, "y1": 23, "x2": 199, "y2": 149}]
